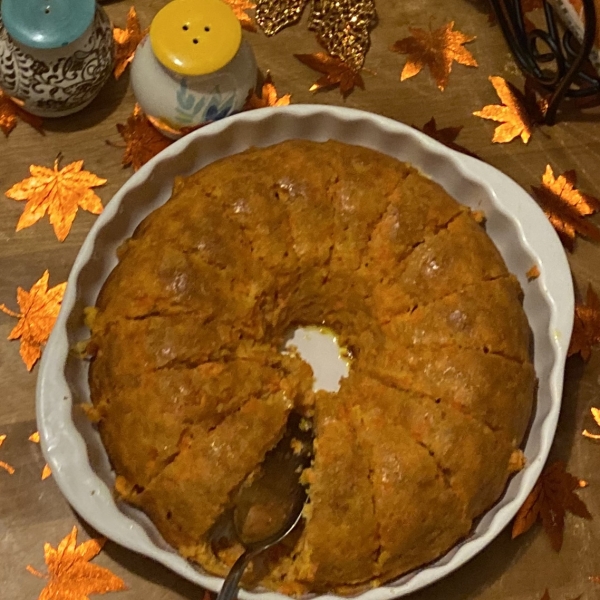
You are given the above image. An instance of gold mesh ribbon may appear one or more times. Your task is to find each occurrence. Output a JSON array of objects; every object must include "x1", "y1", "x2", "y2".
[{"x1": 255, "y1": 0, "x2": 376, "y2": 70}]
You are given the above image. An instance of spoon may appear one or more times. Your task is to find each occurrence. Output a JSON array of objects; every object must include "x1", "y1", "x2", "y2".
[{"x1": 215, "y1": 415, "x2": 311, "y2": 600}]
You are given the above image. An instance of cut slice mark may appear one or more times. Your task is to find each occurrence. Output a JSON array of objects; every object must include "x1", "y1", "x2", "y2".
[
  {"x1": 407, "y1": 432, "x2": 470, "y2": 523},
  {"x1": 347, "y1": 407, "x2": 384, "y2": 575},
  {"x1": 272, "y1": 177, "x2": 337, "y2": 277},
  {"x1": 328, "y1": 171, "x2": 413, "y2": 275},
  {"x1": 92, "y1": 305, "x2": 217, "y2": 336},
  {"x1": 365, "y1": 367, "x2": 506, "y2": 437},
  {"x1": 363, "y1": 202, "x2": 467, "y2": 278},
  {"x1": 377, "y1": 273, "x2": 511, "y2": 325}
]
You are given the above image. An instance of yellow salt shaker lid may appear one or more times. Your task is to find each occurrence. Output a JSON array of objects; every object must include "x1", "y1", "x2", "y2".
[{"x1": 150, "y1": 0, "x2": 242, "y2": 76}]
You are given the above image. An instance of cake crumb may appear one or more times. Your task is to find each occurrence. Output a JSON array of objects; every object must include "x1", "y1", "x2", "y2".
[
  {"x1": 508, "y1": 449, "x2": 526, "y2": 473},
  {"x1": 80, "y1": 402, "x2": 102, "y2": 423},
  {"x1": 70, "y1": 339, "x2": 93, "y2": 360},
  {"x1": 83, "y1": 306, "x2": 98, "y2": 329},
  {"x1": 290, "y1": 438, "x2": 304, "y2": 455},
  {"x1": 526, "y1": 265, "x2": 540, "y2": 281},
  {"x1": 472, "y1": 210, "x2": 486, "y2": 224},
  {"x1": 299, "y1": 417, "x2": 312, "y2": 432}
]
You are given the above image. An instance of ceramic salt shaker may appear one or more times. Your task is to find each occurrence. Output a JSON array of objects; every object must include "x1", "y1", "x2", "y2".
[
  {"x1": 130, "y1": 0, "x2": 257, "y2": 138},
  {"x1": 0, "y1": 0, "x2": 114, "y2": 118}
]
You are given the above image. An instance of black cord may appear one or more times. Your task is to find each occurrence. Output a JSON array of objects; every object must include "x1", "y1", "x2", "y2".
[{"x1": 488, "y1": 0, "x2": 598, "y2": 124}]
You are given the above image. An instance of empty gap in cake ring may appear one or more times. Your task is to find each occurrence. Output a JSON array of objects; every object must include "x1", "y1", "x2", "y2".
[{"x1": 202, "y1": 411, "x2": 313, "y2": 578}]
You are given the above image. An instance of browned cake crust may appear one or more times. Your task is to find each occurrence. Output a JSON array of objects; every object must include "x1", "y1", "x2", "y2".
[{"x1": 87, "y1": 140, "x2": 535, "y2": 595}]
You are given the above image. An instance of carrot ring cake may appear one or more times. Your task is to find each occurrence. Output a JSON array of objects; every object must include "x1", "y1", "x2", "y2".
[{"x1": 87, "y1": 140, "x2": 535, "y2": 595}]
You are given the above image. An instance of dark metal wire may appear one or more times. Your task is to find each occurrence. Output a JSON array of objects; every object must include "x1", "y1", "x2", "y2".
[{"x1": 488, "y1": 0, "x2": 599, "y2": 124}]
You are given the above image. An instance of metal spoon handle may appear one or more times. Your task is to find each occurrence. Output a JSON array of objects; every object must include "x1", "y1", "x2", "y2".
[{"x1": 215, "y1": 550, "x2": 256, "y2": 600}]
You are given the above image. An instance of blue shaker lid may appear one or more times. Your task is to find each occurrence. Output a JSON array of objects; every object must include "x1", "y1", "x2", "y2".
[{"x1": 1, "y1": 0, "x2": 96, "y2": 49}]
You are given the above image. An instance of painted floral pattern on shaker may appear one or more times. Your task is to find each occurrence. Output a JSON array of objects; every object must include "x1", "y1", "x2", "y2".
[
  {"x1": 0, "y1": 8, "x2": 114, "y2": 116},
  {"x1": 175, "y1": 79, "x2": 236, "y2": 125}
]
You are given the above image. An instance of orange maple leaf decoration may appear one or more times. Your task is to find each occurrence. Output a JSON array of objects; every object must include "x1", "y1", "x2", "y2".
[
  {"x1": 0, "y1": 91, "x2": 44, "y2": 137},
  {"x1": 223, "y1": 0, "x2": 257, "y2": 32},
  {"x1": 512, "y1": 460, "x2": 591, "y2": 551},
  {"x1": 294, "y1": 52, "x2": 364, "y2": 96},
  {"x1": 27, "y1": 526, "x2": 127, "y2": 600},
  {"x1": 391, "y1": 21, "x2": 478, "y2": 91},
  {"x1": 244, "y1": 72, "x2": 292, "y2": 109},
  {"x1": 531, "y1": 165, "x2": 600, "y2": 251},
  {"x1": 569, "y1": 285, "x2": 600, "y2": 361},
  {"x1": 583, "y1": 407, "x2": 600, "y2": 440},
  {"x1": 0, "y1": 271, "x2": 67, "y2": 371},
  {"x1": 474, "y1": 76, "x2": 534, "y2": 143},
  {"x1": 0, "y1": 434, "x2": 15, "y2": 475},
  {"x1": 417, "y1": 117, "x2": 480, "y2": 159},
  {"x1": 113, "y1": 6, "x2": 147, "y2": 79},
  {"x1": 115, "y1": 104, "x2": 172, "y2": 171},
  {"x1": 29, "y1": 431, "x2": 52, "y2": 480},
  {"x1": 5, "y1": 158, "x2": 105, "y2": 242}
]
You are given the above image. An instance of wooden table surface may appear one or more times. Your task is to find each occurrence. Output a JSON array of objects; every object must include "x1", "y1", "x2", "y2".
[{"x1": 1, "y1": 1, "x2": 600, "y2": 599}]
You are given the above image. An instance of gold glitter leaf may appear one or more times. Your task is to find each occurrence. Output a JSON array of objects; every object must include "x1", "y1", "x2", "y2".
[
  {"x1": 0, "y1": 271, "x2": 66, "y2": 371},
  {"x1": 295, "y1": 52, "x2": 364, "y2": 95},
  {"x1": 531, "y1": 165, "x2": 600, "y2": 251},
  {"x1": 583, "y1": 407, "x2": 600, "y2": 440},
  {"x1": 113, "y1": 6, "x2": 147, "y2": 80},
  {"x1": 512, "y1": 461, "x2": 591, "y2": 551},
  {"x1": 308, "y1": 0, "x2": 376, "y2": 71},
  {"x1": 255, "y1": 0, "x2": 308, "y2": 35},
  {"x1": 223, "y1": 0, "x2": 257, "y2": 32},
  {"x1": 0, "y1": 434, "x2": 15, "y2": 475},
  {"x1": 391, "y1": 21, "x2": 478, "y2": 91},
  {"x1": 474, "y1": 76, "x2": 533, "y2": 143},
  {"x1": 27, "y1": 526, "x2": 127, "y2": 600}
]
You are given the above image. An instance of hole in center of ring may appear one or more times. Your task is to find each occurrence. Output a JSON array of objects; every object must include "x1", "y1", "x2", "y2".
[
  {"x1": 283, "y1": 327, "x2": 350, "y2": 393},
  {"x1": 45, "y1": 6, "x2": 51, "y2": 13},
  {"x1": 182, "y1": 24, "x2": 189, "y2": 31},
  {"x1": 192, "y1": 38, "x2": 199, "y2": 44}
]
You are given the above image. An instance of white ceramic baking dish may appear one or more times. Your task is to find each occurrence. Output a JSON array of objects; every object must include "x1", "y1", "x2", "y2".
[{"x1": 36, "y1": 105, "x2": 573, "y2": 600}]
